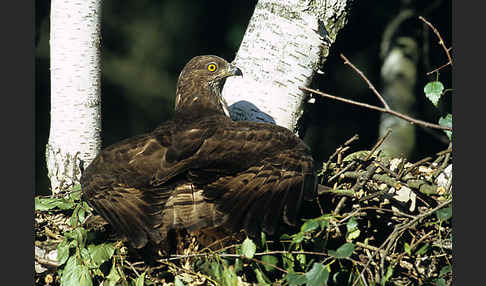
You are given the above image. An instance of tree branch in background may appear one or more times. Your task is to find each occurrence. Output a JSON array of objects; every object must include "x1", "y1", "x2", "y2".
[
  {"x1": 340, "y1": 54, "x2": 390, "y2": 110},
  {"x1": 300, "y1": 86, "x2": 451, "y2": 131},
  {"x1": 419, "y1": 16, "x2": 453, "y2": 74}
]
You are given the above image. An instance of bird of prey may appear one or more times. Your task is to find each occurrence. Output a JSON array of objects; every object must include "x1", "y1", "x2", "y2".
[{"x1": 81, "y1": 55, "x2": 317, "y2": 250}]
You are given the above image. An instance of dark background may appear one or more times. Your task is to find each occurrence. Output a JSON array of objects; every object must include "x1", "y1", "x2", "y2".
[{"x1": 35, "y1": 0, "x2": 452, "y2": 195}]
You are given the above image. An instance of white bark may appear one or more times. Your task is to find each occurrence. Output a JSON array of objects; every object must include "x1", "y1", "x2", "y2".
[
  {"x1": 378, "y1": 37, "x2": 419, "y2": 158},
  {"x1": 46, "y1": 0, "x2": 102, "y2": 194},
  {"x1": 223, "y1": 0, "x2": 349, "y2": 130}
]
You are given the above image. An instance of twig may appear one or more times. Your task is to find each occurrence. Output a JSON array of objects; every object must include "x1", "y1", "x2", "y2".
[
  {"x1": 426, "y1": 60, "x2": 452, "y2": 75},
  {"x1": 364, "y1": 128, "x2": 392, "y2": 162},
  {"x1": 300, "y1": 86, "x2": 451, "y2": 131},
  {"x1": 351, "y1": 198, "x2": 452, "y2": 286},
  {"x1": 400, "y1": 157, "x2": 433, "y2": 179},
  {"x1": 341, "y1": 54, "x2": 390, "y2": 109},
  {"x1": 419, "y1": 16, "x2": 453, "y2": 67},
  {"x1": 317, "y1": 185, "x2": 355, "y2": 197},
  {"x1": 328, "y1": 161, "x2": 356, "y2": 183},
  {"x1": 35, "y1": 255, "x2": 60, "y2": 268}
]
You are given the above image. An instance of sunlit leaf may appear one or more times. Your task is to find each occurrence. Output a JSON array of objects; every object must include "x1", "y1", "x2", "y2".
[
  {"x1": 439, "y1": 114, "x2": 452, "y2": 140},
  {"x1": 285, "y1": 272, "x2": 307, "y2": 286},
  {"x1": 282, "y1": 252, "x2": 295, "y2": 271},
  {"x1": 346, "y1": 217, "x2": 358, "y2": 231},
  {"x1": 439, "y1": 265, "x2": 452, "y2": 277},
  {"x1": 301, "y1": 219, "x2": 319, "y2": 233},
  {"x1": 222, "y1": 266, "x2": 238, "y2": 286},
  {"x1": 435, "y1": 278, "x2": 447, "y2": 286},
  {"x1": 60, "y1": 256, "x2": 93, "y2": 286},
  {"x1": 424, "y1": 81, "x2": 444, "y2": 107},
  {"x1": 254, "y1": 268, "x2": 270, "y2": 285},
  {"x1": 404, "y1": 242, "x2": 411, "y2": 255},
  {"x1": 233, "y1": 258, "x2": 243, "y2": 273},
  {"x1": 133, "y1": 271, "x2": 146, "y2": 286},
  {"x1": 415, "y1": 243, "x2": 430, "y2": 256},
  {"x1": 35, "y1": 197, "x2": 76, "y2": 211},
  {"x1": 174, "y1": 276, "x2": 185, "y2": 286},
  {"x1": 305, "y1": 262, "x2": 330, "y2": 286},
  {"x1": 380, "y1": 266, "x2": 394, "y2": 284},
  {"x1": 328, "y1": 243, "x2": 355, "y2": 258},
  {"x1": 436, "y1": 206, "x2": 452, "y2": 221},
  {"x1": 105, "y1": 260, "x2": 121, "y2": 286},
  {"x1": 241, "y1": 237, "x2": 257, "y2": 259},
  {"x1": 262, "y1": 255, "x2": 278, "y2": 272},
  {"x1": 88, "y1": 243, "x2": 116, "y2": 267},
  {"x1": 65, "y1": 227, "x2": 88, "y2": 248},
  {"x1": 57, "y1": 239, "x2": 70, "y2": 265},
  {"x1": 292, "y1": 232, "x2": 305, "y2": 244},
  {"x1": 346, "y1": 219, "x2": 360, "y2": 241}
]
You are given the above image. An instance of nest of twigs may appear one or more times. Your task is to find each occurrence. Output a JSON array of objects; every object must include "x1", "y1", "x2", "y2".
[{"x1": 35, "y1": 134, "x2": 452, "y2": 286}]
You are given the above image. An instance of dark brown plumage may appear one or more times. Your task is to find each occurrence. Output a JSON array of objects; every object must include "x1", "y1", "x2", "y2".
[{"x1": 81, "y1": 55, "x2": 317, "y2": 250}]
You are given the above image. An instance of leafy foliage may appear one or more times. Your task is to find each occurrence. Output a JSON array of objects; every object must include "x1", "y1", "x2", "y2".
[
  {"x1": 35, "y1": 141, "x2": 452, "y2": 285},
  {"x1": 424, "y1": 77, "x2": 453, "y2": 142}
]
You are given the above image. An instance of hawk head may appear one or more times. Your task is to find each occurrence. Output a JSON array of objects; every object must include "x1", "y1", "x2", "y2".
[{"x1": 175, "y1": 55, "x2": 242, "y2": 117}]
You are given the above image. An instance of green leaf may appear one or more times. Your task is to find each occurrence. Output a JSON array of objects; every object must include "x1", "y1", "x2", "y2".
[
  {"x1": 282, "y1": 252, "x2": 295, "y2": 271},
  {"x1": 301, "y1": 219, "x2": 320, "y2": 233},
  {"x1": 436, "y1": 206, "x2": 452, "y2": 221},
  {"x1": 260, "y1": 231, "x2": 267, "y2": 247},
  {"x1": 105, "y1": 260, "x2": 122, "y2": 286},
  {"x1": 241, "y1": 237, "x2": 257, "y2": 259},
  {"x1": 305, "y1": 263, "x2": 330, "y2": 286},
  {"x1": 439, "y1": 265, "x2": 452, "y2": 277},
  {"x1": 439, "y1": 114, "x2": 452, "y2": 140},
  {"x1": 415, "y1": 243, "x2": 430, "y2": 256},
  {"x1": 346, "y1": 219, "x2": 360, "y2": 241},
  {"x1": 424, "y1": 81, "x2": 444, "y2": 107},
  {"x1": 296, "y1": 253, "x2": 306, "y2": 266},
  {"x1": 291, "y1": 232, "x2": 305, "y2": 244},
  {"x1": 380, "y1": 266, "x2": 394, "y2": 284},
  {"x1": 254, "y1": 268, "x2": 270, "y2": 285},
  {"x1": 328, "y1": 243, "x2": 355, "y2": 258},
  {"x1": 35, "y1": 197, "x2": 76, "y2": 211},
  {"x1": 346, "y1": 217, "x2": 358, "y2": 231},
  {"x1": 65, "y1": 227, "x2": 88, "y2": 248},
  {"x1": 60, "y1": 256, "x2": 93, "y2": 286},
  {"x1": 57, "y1": 239, "x2": 70, "y2": 265},
  {"x1": 210, "y1": 261, "x2": 222, "y2": 281},
  {"x1": 280, "y1": 233, "x2": 291, "y2": 239},
  {"x1": 404, "y1": 242, "x2": 411, "y2": 255},
  {"x1": 285, "y1": 272, "x2": 307, "y2": 286},
  {"x1": 262, "y1": 255, "x2": 279, "y2": 272},
  {"x1": 133, "y1": 271, "x2": 146, "y2": 286},
  {"x1": 233, "y1": 258, "x2": 243, "y2": 273},
  {"x1": 346, "y1": 229, "x2": 360, "y2": 241},
  {"x1": 435, "y1": 278, "x2": 447, "y2": 286},
  {"x1": 80, "y1": 247, "x2": 91, "y2": 264},
  {"x1": 174, "y1": 276, "x2": 185, "y2": 286},
  {"x1": 319, "y1": 219, "x2": 329, "y2": 230},
  {"x1": 88, "y1": 243, "x2": 116, "y2": 267},
  {"x1": 70, "y1": 185, "x2": 82, "y2": 200},
  {"x1": 69, "y1": 205, "x2": 81, "y2": 227},
  {"x1": 222, "y1": 265, "x2": 238, "y2": 286}
]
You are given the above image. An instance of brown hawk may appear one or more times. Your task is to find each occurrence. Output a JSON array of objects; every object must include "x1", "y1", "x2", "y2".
[{"x1": 81, "y1": 55, "x2": 317, "y2": 250}]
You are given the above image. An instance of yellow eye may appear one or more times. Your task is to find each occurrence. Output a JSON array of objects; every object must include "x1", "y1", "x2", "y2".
[{"x1": 207, "y1": 63, "x2": 217, "y2": 72}]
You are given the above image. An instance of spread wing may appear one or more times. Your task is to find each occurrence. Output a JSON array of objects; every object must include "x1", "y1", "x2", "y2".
[
  {"x1": 81, "y1": 116, "x2": 316, "y2": 249},
  {"x1": 80, "y1": 121, "x2": 219, "y2": 248},
  {"x1": 184, "y1": 120, "x2": 317, "y2": 236}
]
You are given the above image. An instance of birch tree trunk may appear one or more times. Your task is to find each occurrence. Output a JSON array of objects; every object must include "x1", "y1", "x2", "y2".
[
  {"x1": 377, "y1": 10, "x2": 418, "y2": 158},
  {"x1": 223, "y1": 0, "x2": 349, "y2": 130},
  {"x1": 46, "y1": 0, "x2": 102, "y2": 194}
]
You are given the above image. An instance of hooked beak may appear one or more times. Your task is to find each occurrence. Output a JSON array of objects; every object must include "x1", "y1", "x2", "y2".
[{"x1": 227, "y1": 63, "x2": 243, "y2": 77}]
